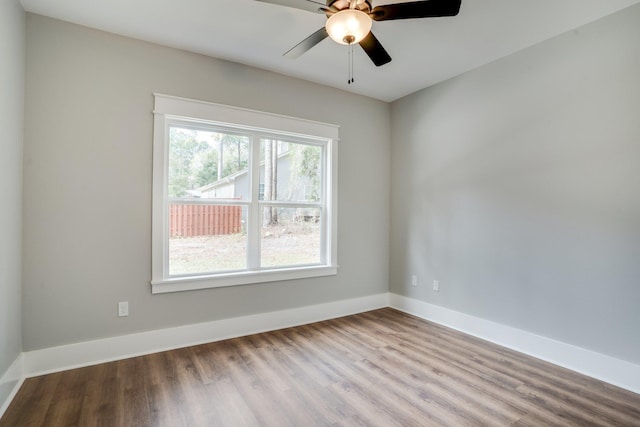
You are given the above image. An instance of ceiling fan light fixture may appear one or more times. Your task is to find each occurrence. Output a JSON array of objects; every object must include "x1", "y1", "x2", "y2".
[{"x1": 325, "y1": 9, "x2": 372, "y2": 45}]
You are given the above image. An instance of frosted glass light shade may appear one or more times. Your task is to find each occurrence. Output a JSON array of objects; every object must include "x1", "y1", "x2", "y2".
[{"x1": 325, "y1": 9, "x2": 372, "y2": 45}]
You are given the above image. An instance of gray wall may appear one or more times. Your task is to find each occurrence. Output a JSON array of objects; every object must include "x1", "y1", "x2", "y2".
[
  {"x1": 23, "y1": 14, "x2": 390, "y2": 351},
  {"x1": 390, "y1": 5, "x2": 640, "y2": 364},
  {"x1": 0, "y1": 0, "x2": 24, "y2": 386}
]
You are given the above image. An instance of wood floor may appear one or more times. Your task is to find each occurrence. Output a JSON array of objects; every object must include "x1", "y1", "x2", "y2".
[{"x1": 2, "y1": 308, "x2": 639, "y2": 426}]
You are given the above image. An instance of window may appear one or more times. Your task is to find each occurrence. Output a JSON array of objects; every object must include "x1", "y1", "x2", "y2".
[{"x1": 151, "y1": 94, "x2": 338, "y2": 293}]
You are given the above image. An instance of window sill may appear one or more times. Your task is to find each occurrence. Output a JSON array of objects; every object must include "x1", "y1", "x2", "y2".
[{"x1": 151, "y1": 265, "x2": 338, "y2": 294}]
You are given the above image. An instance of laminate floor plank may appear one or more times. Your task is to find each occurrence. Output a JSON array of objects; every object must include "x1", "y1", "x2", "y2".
[
  {"x1": 259, "y1": 332, "x2": 360, "y2": 424},
  {"x1": 4, "y1": 372, "x2": 62, "y2": 427},
  {"x1": 75, "y1": 363, "x2": 119, "y2": 427},
  {"x1": 2, "y1": 308, "x2": 639, "y2": 426},
  {"x1": 237, "y1": 343, "x2": 332, "y2": 427},
  {"x1": 40, "y1": 369, "x2": 87, "y2": 427}
]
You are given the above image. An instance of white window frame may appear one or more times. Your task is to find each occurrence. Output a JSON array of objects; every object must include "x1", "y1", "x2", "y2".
[{"x1": 151, "y1": 94, "x2": 339, "y2": 294}]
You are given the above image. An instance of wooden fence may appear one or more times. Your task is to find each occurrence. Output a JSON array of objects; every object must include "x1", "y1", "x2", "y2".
[{"x1": 169, "y1": 204, "x2": 242, "y2": 237}]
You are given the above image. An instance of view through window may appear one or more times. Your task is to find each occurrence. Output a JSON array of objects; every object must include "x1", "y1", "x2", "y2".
[{"x1": 167, "y1": 127, "x2": 323, "y2": 275}]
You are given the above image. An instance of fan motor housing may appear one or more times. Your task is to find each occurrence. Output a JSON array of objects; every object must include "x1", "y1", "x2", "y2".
[{"x1": 328, "y1": 0, "x2": 373, "y2": 13}]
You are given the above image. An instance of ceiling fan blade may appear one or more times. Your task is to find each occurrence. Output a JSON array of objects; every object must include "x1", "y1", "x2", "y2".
[
  {"x1": 284, "y1": 27, "x2": 329, "y2": 58},
  {"x1": 254, "y1": 0, "x2": 327, "y2": 14},
  {"x1": 370, "y1": 0, "x2": 461, "y2": 21},
  {"x1": 318, "y1": 5, "x2": 337, "y2": 14},
  {"x1": 359, "y1": 31, "x2": 392, "y2": 66}
]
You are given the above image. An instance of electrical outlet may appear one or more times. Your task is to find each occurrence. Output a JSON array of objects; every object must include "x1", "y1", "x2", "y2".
[
  {"x1": 411, "y1": 275, "x2": 418, "y2": 287},
  {"x1": 118, "y1": 301, "x2": 129, "y2": 317},
  {"x1": 433, "y1": 280, "x2": 439, "y2": 292}
]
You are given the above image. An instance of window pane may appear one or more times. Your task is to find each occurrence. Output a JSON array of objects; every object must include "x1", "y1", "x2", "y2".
[
  {"x1": 259, "y1": 139, "x2": 322, "y2": 202},
  {"x1": 168, "y1": 126, "x2": 250, "y2": 201},
  {"x1": 169, "y1": 204, "x2": 247, "y2": 275},
  {"x1": 261, "y1": 207, "x2": 321, "y2": 268}
]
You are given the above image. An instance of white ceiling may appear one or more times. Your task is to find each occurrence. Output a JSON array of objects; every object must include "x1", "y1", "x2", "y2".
[{"x1": 20, "y1": 0, "x2": 640, "y2": 102}]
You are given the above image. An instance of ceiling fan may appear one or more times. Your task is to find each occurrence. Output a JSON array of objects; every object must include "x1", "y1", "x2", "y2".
[{"x1": 255, "y1": 0, "x2": 462, "y2": 67}]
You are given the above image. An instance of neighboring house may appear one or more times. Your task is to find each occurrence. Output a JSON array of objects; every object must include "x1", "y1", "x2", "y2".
[{"x1": 196, "y1": 150, "x2": 314, "y2": 202}]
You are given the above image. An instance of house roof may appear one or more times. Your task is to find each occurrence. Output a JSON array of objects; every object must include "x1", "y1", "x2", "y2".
[{"x1": 197, "y1": 168, "x2": 248, "y2": 193}]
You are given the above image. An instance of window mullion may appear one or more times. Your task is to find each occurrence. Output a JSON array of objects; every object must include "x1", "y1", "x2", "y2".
[{"x1": 247, "y1": 134, "x2": 261, "y2": 270}]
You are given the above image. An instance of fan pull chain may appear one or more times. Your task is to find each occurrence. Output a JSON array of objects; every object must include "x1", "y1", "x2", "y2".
[{"x1": 348, "y1": 43, "x2": 355, "y2": 84}]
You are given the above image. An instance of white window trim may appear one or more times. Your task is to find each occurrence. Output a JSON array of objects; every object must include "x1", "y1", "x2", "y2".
[{"x1": 151, "y1": 94, "x2": 339, "y2": 294}]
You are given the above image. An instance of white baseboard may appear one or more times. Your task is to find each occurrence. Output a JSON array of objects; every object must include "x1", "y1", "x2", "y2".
[
  {"x1": 389, "y1": 293, "x2": 640, "y2": 395},
  {"x1": 23, "y1": 293, "x2": 390, "y2": 377},
  {"x1": 0, "y1": 354, "x2": 24, "y2": 419}
]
